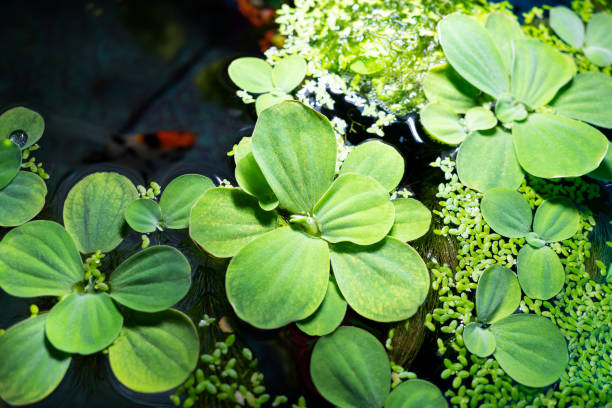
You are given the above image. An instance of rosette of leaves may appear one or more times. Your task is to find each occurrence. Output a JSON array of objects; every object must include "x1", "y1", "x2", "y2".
[
  {"x1": 0, "y1": 107, "x2": 47, "y2": 227},
  {"x1": 549, "y1": 7, "x2": 612, "y2": 67},
  {"x1": 125, "y1": 174, "x2": 214, "y2": 233},
  {"x1": 419, "y1": 12, "x2": 611, "y2": 192},
  {"x1": 0, "y1": 172, "x2": 198, "y2": 405},
  {"x1": 228, "y1": 55, "x2": 307, "y2": 114},
  {"x1": 310, "y1": 326, "x2": 448, "y2": 408},
  {"x1": 480, "y1": 188, "x2": 580, "y2": 299},
  {"x1": 190, "y1": 101, "x2": 431, "y2": 332},
  {"x1": 462, "y1": 265, "x2": 568, "y2": 387}
]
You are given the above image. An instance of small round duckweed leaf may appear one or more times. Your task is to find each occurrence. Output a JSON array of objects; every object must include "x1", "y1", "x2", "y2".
[
  {"x1": 389, "y1": 198, "x2": 431, "y2": 242},
  {"x1": 125, "y1": 199, "x2": 162, "y2": 233},
  {"x1": 0, "y1": 171, "x2": 47, "y2": 227},
  {"x1": 463, "y1": 322, "x2": 496, "y2": 358},
  {"x1": 481, "y1": 188, "x2": 532, "y2": 238},
  {"x1": 109, "y1": 246, "x2": 191, "y2": 312},
  {"x1": 420, "y1": 102, "x2": 467, "y2": 145},
  {"x1": 189, "y1": 187, "x2": 278, "y2": 258},
  {"x1": 476, "y1": 265, "x2": 521, "y2": 324},
  {"x1": 0, "y1": 107, "x2": 45, "y2": 149},
  {"x1": 588, "y1": 141, "x2": 612, "y2": 182},
  {"x1": 517, "y1": 245, "x2": 565, "y2": 300},
  {"x1": 0, "y1": 220, "x2": 83, "y2": 297},
  {"x1": 585, "y1": 13, "x2": 612, "y2": 67},
  {"x1": 385, "y1": 379, "x2": 448, "y2": 408},
  {"x1": 160, "y1": 174, "x2": 214, "y2": 229},
  {"x1": 226, "y1": 227, "x2": 330, "y2": 329},
  {"x1": 311, "y1": 326, "x2": 390, "y2": 408},
  {"x1": 330, "y1": 237, "x2": 429, "y2": 322},
  {"x1": 272, "y1": 55, "x2": 307, "y2": 93},
  {"x1": 550, "y1": 7, "x2": 585, "y2": 49},
  {"x1": 465, "y1": 107, "x2": 497, "y2": 131},
  {"x1": 46, "y1": 292, "x2": 123, "y2": 355},
  {"x1": 63, "y1": 172, "x2": 138, "y2": 254},
  {"x1": 490, "y1": 314, "x2": 568, "y2": 387},
  {"x1": 0, "y1": 314, "x2": 71, "y2": 406},
  {"x1": 315, "y1": 174, "x2": 395, "y2": 246},
  {"x1": 339, "y1": 140, "x2": 405, "y2": 191},
  {"x1": 494, "y1": 93, "x2": 528, "y2": 123},
  {"x1": 457, "y1": 128, "x2": 524, "y2": 193},
  {"x1": 0, "y1": 139, "x2": 21, "y2": 189},
  {"x1": 255, "y1": 92, "x2": 292, "y2": 115},
  {"x1": 227, "y1": 57, "x2": 274, "y2": 93},
  {"x1": 108, "y1": 309, "x2": 199, "y2": 393},
  {"x1": 297, "y1": 277, "x2": 347, "y2": 336},
  {"x1": 235, "y1": 152, "x2": 279, "y2": 210},
  {"x1": 485, "y1": 13, "x2": 524, "y2": 74},
  {"x1": 422, "y1": 64, "x2": 480, "y2": 113},
  {"x1": 533, "y1": 197, "x2": 580, "y2": 242}
]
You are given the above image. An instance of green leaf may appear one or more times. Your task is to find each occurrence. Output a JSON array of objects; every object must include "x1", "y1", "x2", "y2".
[
  {"x1": 511, "y1": 39, "x2": 575, "y2": 108},
  {"x1": 485, "y1": 13, "x2": 524, "y2": 74},
  {"x1": 463, "y1": 322, "x2": 496, "y2": 358},
  {"x1": 233, "y1": 136, "x2": 252, "y2": 164},
  {"x1": 108, "y1": 309, "x2": 199, "y2": 393},
  {"x1": 585, "y1": 13, "x2": 612, "y2": 67},
  {"x1": 339, "y1": 140, "x2": 405, "y2": 191},
  {"x1": 551, "y1": 72, "x2": 612, "y2": 128},
  {"x1": 517, "y1": 245, "x2": 565, "y2": 300},
  {"x1": 235, "y1": 152, "x2": 279, "y2": 210},
  {"x1": 109, "y1": 245, "x2": 191, "y2": 312},
  {"x1": 385, "y1": 379, "x2": 448, "y2": 408},
  {"x1": 125, "y1": 198, "x2": 162, "y2": 233},
  {"x1": 490, "y1": 314, "x2": 568, "y2": 387},
  {"x1": 227, "y1": 57, "x2": 274, "y2": 93},
  {"x1": 588, "y1": 141, "x2": 612, "y2": 182},
  {"x1": 481, "y1": 188, "x2": 532, "y2": 238},
  {"x1": 272, "y1": 55, "x2": 307, "y2": 92},
  {"x1": 314, "y1": 174, "x2": 395, "y2": 246},
  {"x1": 330, "y1": 237, "x2": 429, "y2": 322},
  {"x1": 457, "y1": 128, "x2": 524, "y2": 193},
  {"x1": 0, "y1": 139, "x2": 21, "y2": 189},
  {"x1": 0, "y1": 107, "x2": 45, "y2": 149},
  {"x1": 583, "y1": 46, "x2": 612, "y2": 67},
  {"x1": 350, "y1": 57, "x2": 386, "y2": 75},
  {"x1": 0, "y1": 314, "x2": 71, "y2": 406},
  {"x1": 310, "y1": 326, "x2": 390, "y2": 408},
  {"x1": 549, "y1": 7, "x2": 585, "y2": 49},
  {"x1": 255, "y1": 92, "x2": 292, "y2": 115},
  {"x1": 495, "y1": 93, "x2": 528, "y2": 123},
  {"x1": 63, "y1": 172, "x2": 138, "y2": 254},
  {"x1": 226, "y1": 227, "x2": 330, "y2": 329},
  {"x1": 438, "y1": 14, "x2": 509, "y2": 98},
  {"x1": 389, "y1": 198, "x2": 431, "y2": 242},
  {"x1": 512, "y1": 113, "x2": 608, "y2": 178},
  {"x1": 0, "y1": 220, "x2": 83, "y2": 297},
  {"x1": 189, "y1": 187, "x2": 278, "y2": 258},
  {"x1": 159, "y1": 174, "x2": 214, "y2": 229},
  {"x1": 476, "y1": 265, "x2": 521, "y2": 324},
  {"x1": 0, "y1": 171, "x2": 47, "y2": 227},
  {"x1": 46, "y1": 292, "x2": 123, "y2": 355},
  {"x1": 252, "y1": 101, "x2": 337, "y2": 214},
  {"x1": 465, "y1": 107, "x2": 497, "y2": 131},
  {"x1": 532, "y1": 197, "x2": 580, "y2": 242},
  {"x1": 420, "y1": 102, "x2": 467, "y2": 145},
  {"x1": 422, "y1": 64, "x2": 480, "y2": 113},
  {"x1": 297, "y1": 277, "x2": 347, "y2": 336}
]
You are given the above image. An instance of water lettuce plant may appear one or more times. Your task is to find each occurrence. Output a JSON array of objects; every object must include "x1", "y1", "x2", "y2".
[{"x1": 190, "y1": 101, "x2": 431, "y2": 331}]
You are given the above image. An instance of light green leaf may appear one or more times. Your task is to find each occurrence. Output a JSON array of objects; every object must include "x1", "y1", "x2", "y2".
[
  {"x1": 476, "y1": 265, "x2": 521, "y2": 324},
  {"x1": 438, "y1": 14, "x2": 509, "y2": 98},
  {"x1": 350, "y1": 57, "x2": 386, "y2": 75},
  {"x1": 235, "y1": 152, "x2": 279, "y2": 210},
  {"x1": 588, "y1": 141, "x2": 612, "y2": 182},
  {"x1": 584, "y1": 45, "x2": 612, "y2": 67},
  {"x1": 226, "y1": 227, "x2": 330, "y2": 329},
  {"x1": 457, "y1": 128, "x2": 524, "y2": 193},
  {"x1": 465, "y1": 107, "x2": 497, "y2": 131},
  {"x1": 0, "y1": 171, "x2": 47, "y2": 227},
  {"x1": 252, "y1": 101, "x2": 337, "y2": 214},
  {"x1": 189, "y1": 187, "x2": 278, "y2": 258},
  {"x1": 108, "y1": 309, "x2": 199, "y2": 393},
  {"x1": 0, "y1": 107, "x2": 45, "y2": 149},
  {"x1": 0, "y1": 314, "x2": 71, "y2": 406},
  {"x1": 330, "y1": 237, "x2": 429, "y2": 322},
  {"x1": 339, "y1": 140, "x2": 405, "y2": 191},
  {"x1": 511, "y1": 39, "x2": 575, "y2": 108},
  {"x1": 227, "y1": 57, "x2": 274, "y2": 93},
  {"x1": 517, "y1": 245, "x2": 565, "y2": 300},
  {"x1": 255, "y1": 92, "x2": 292, "y2": 115},
  {"x1": 311, "y1": 326, "x2": 390, "y2": 408},
  {"x1": 385, "y1": 379, "x2": 448, "y2": 408},
  {"x1": 495, "y1": 93, "x2": 528, "y2": 123},
  {"x1": 480, "y1": 188, "x2": 532, "y2": 238},
  {"x1": 272, "y1": 55, "x2": 307, "y2": 92},
  {"x1": 390, "y1": 198, "x2": 431, "y2": 242},
  {"x1": 485, "y1": 13, "x2": 524, "y2": 74},
  {"x1": 159, "y1": 174, "x2": 214, "y2": 229},
  {"x1": 463, "y1": 322, "x2": 496, "y2": 358},
  {"x1": 297, "y1": 277, "x2": 347, "y2": 336},
  {"x1": 585, "y1": 13, "x2": 612, "y2": 67},
  {"x1": 551, "y1": 72, "x2": 612, "y2": 128},
  {"x1": 46, "y1": 292, "x2": 123, "y2": 355},
  {"x1": 0, "y1": 220, "x2": 83, "y2": 297},
  {"x1": 490, "y1": 314, "x2": 568, "y2": 387},
  {"x1": 422, "y1": 64, "x2": 480, "y2": 113},
  {"x1": 549, "y1": 7, "x2": 585, "y2": 49},
  {"x1": 63, "y1": 172, "x2": 138, "y2": 254},
  {"x1": 512, "y1": 113, "x2": 608, "y2": 178},
  {"x1": 420, "y1": 102, "x2": 467, "y2": 145},
  {"x1": 233, "y1": 137, "x2": 252, "y2": 164},
  {"x1": 109, "y1": 246, "x2": 191, "y2": 312},
  {"x1": 0, "y1": 139, "x2": 21, "y2": 189},
  {"x1": 533, "y1": 197, "x2": 580, "y2": 242},
  {"x1": 125, "y1": 198, "x2": 162, "y2": 233},
  {"x1": 314, "y1": 174, "x2": 395, "y2": 246}
]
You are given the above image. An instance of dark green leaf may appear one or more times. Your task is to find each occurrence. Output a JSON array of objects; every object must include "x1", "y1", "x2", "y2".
[
  {"x1": 339, "y1": 140, "x2": 405, "y2": 191},
  {"x1": 385, "y1": 379, "x2": 448, "y2": 408},
  {"x1": 160, "y1": 174, "x2": 214, "y2": 229},
  {"x1": 533, "y1": 197, "x2": 580, "y2": 242},
  {"x1": 517, "y1": 245, "x2": 565, "y2": 300},
  {"x1": 0, "y1": 139, "x2": 21, "y2": 189},
  {"x1": 0, "y1": 107, "x2": 45, "y2": 149},
  {"x1": 480, "y1": 188, "x2": 532, "y2": 238},
  {"x1": 0, "y1": 171, "x2": 47, "y2": 227},
  {"x1": 125, "y1": 199, "x2": 162, "y2": 233}
]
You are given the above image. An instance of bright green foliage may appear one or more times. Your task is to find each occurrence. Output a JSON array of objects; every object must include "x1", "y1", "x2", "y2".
[
  {"x1": 588, "y1": 141, "x2": 612, "y2": 182},
  {"x1": 464, "y1": 107, "x2": 497, "y2": 131},
  {"x1": 516, "y1": 245, "x2": 564, "y2": 300},
  {"x1": 389, "y1": 198, "x2": 431, "y2": 242},
  {"x1": 235, "y1": 152, "x2": 279, "y2": 210},
  {"x1": 125, "y1": 198, "x2": 163, "y2": 233},
  {"x1": 475, "y1": 265, "x2": 521, "y2": 324},
  {"x1": 0, "y1": 171, "x2": 47, "y2": 227},
  {"x1": 0, "y1": 139, "x2": 21, "y2": 189},
  {"x1": 462, "y1": 323, "x2": 496, "y2": 358},
  {"x1": 0, "y1": 107, "x2": 45, "y2": 149},
  {"x1": 385, "y1": 379, "x2": 448, "y2": 408},
  {"x1": 297, "y1": 277, "x2": 347, "y2": 336},
  {"x1": 532, "y1": 197, "x2": 581, "y2": 242},
  {"x1": 339, "y1": 140, "x2": 405, "y2": 191},
  {"x1": 550, "y1": 6, "x2": 585, "y2": 48},
  {"x1": 480, "y1": 188, "x2": 532, "y2": 238},
  {"x1": 420, "y1": 103, "x2": 467, "y2": 145},
  {"x1": 485, "y1": 12, "x2": 524, "y2": 73},
  {"x1": 422, "y1": 64, "x2": 480, "y2": 114}
]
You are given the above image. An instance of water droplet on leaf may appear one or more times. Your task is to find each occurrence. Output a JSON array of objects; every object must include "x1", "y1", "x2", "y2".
[{"x1": 9, "y1": 130, "x2": 28, "y2": 148}]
